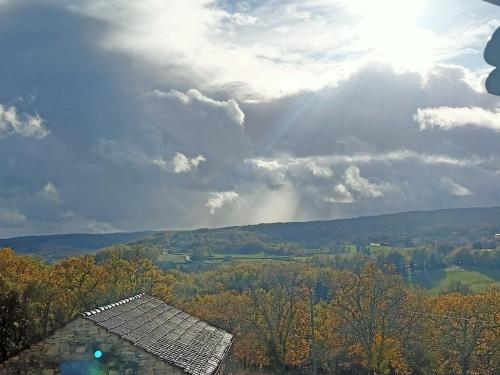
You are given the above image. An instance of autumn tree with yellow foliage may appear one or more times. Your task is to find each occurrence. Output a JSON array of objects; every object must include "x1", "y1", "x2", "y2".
[
  {"x1": 1, "y1": 247, "x2": 499, "y2": 374},
  {"x1": 427, "y1": 288, "x2": 500, "y2": 375}
]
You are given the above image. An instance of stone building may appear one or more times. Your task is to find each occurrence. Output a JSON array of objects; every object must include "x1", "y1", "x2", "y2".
[{"x1": 0, "y1": 294, "x2": 233, "y2": 375}]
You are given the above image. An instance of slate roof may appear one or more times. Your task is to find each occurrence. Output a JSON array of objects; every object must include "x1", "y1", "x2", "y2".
[{"x1": 81, "y1": 294, "x2": 233, "y2": 375}]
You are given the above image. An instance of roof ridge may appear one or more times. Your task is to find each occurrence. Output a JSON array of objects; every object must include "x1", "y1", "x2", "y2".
[{"x1": 81, "y1": 293, "x2": 146, "y2": 317}]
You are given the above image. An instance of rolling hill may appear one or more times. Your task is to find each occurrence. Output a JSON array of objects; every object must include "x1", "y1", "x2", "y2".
[
  {"x1": 132, "y1": 207, "x2": 500, "y2": 253},
  {"x1": 3, "y1": 206, "x2": 500, "y2": 261},
  {"x1": 0, "y1": 231, "x2": 154, "y2": 261}
]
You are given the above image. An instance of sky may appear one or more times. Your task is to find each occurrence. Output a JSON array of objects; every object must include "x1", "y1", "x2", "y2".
[{"x1": 0, "y1": 0, "x2": 500, "y2": 237}]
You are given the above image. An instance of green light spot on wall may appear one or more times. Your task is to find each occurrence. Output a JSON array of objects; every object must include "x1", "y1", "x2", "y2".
[{"x1": 94, "y1": 350, "x2": 103, "y2": 359}]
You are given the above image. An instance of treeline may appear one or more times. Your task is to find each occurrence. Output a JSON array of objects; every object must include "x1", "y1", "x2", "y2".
[
  {"x1": 0, "y1": 248, "x2": 499, "y2": 375},
  {"x1": 376, "y1": 244, "x2": 500, "y2": 273},
  {"x1": 306, "y1": 244, "x2": 500, "y2": 277}
]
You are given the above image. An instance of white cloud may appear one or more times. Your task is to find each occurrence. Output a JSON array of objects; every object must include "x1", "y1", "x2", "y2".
[
  {"x1": 173, "y1": 152, "x2": 206, "y2": 173},
  {"x1": 246, "y1": 150, "x2": 483, "y2": 172},
  {"x1": 344, "y1": 165, "x2": 391, "y2": 198},
  {"x1": 70, "y1": 0, "x2": 491, "y2": 98},
  {"x1": 0, "y1": 208, "x2": 26, "y2": 226},
  {"x1": 249, "y1": 159, "x2": 283, "y2": 171},
  {"x1": 226, "y1": 12, "x2": 258, "y2": 26},
  {"x1": 70, "y1": 1, "x2": 355, "y2": 98},
  {"x1": 415, "y1": 107, "x2": 500, "y2": 132},
  {"x1": 440, "y1": 177, "x2": 472, "y2": 196},
  {"x1": 42, "y1": 182, "x2": 61, "y2": 203},
  {"x1": 206, "y1": 191, "x2": 239, "y2": 214},
  {"x1": 0, "y1": 104, "x2": 49, "y2": 139},
  {"x1": 153, "y1": 89, "x2": 245, "y2": 126},
  {"x1": 323, "y1": 184, "x2": 354, "y2": 204},
  {"x1": 247, "y1": 157, "x2": 334, "y2": 178},
  {"x1": 308, "y1": 162, "x2": 334, "y2": 178},
  {"x1": 97, "y1": 139, "x2": 207, "y2": 174}
]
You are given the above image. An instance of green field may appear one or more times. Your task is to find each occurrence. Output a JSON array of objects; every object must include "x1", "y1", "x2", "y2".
[
  {"x1": 158, "y1": 249, "x2": 500, "y2": 294},
  {"x1": 366, "y1": 244, "x2": 418, "y2": 254},
  {"x1": 157, "y1": 253, "x2": 190, "y2": 264},
  {"x1": 157, "y1": 251, "x2": 337, "y2": 266},
  {"x1": 340, "y1": 244, "x2": 358, "y2": 253},
  {"x1": 409, "y1": 267, "x2": 500, "y2": 294}
]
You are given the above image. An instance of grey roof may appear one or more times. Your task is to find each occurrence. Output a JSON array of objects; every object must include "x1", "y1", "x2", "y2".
[{"x1": 82, "y1": 294, "x2": 233, "y2": 375}]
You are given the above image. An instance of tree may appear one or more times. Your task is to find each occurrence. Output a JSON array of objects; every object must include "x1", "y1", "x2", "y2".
[
  {"x1": 376, "y1": 252, "x2": 407, "y2": 275},
  {"x1": 329, "y1": 264, "x2": 421, "y2": 374},
  {"x1": 246, "y1": 264, "x2": 310, "y2": 372},
  {"x1": 53, "y1": 256, "x2": 106, "y2": 321},
  {"x1": 0, "y1": 248, "x2": 49, "y2": 360},
  {"x1": 428, "y1": 288, "x2": 500, "y2": 375},
  {"x1": 441, "y1": 281, "x2": 472, "y2": 296}
]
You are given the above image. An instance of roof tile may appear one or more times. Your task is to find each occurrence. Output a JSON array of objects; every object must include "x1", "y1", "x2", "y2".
[{"x1": 82, "y1": 294, "x2": 232, "y2": 375}]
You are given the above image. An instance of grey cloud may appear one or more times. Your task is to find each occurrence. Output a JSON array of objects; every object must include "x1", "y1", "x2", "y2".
[
  {"x1": 1, "y1": 1, "x2": 500, "y2": 236},
  {"x1": 41, "y1": 182, "x2": 60, "y2": 203},
  {"x1": 0, "y1": 208, "x2": 26, "y2": 226}
]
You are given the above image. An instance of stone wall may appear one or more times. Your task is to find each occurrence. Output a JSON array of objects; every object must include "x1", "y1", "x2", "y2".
[{"x1": 0, "y1": 317, "x2": 184, "y2": 375}]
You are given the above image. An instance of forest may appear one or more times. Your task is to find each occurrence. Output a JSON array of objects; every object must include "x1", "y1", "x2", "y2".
[{"x1": 1, "y1": 247, "x2": 498, "y2": 375}]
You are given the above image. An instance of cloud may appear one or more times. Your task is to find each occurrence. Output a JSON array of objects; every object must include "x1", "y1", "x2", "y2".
[
  {"x1": 344, "y1": 165, "x2": 392, "y2": 199},
  {"x1": 0, "y1": 104, "x2": 49, "y2": 138},
  {"x1": 415, "y1": 106, "x2": 500, "y2": 132},
  {"x1": 97, "y1": 140, "x2": 206, "y2": 174},
  {"x1": 67, "y1": 0, "x2": 495, "y2": 99},
  {"x1": 152, "y1": 89, "x2": 245, "y2": 126},
  {"x1": 247, "y1": 150, "x2": 484, "y2": 172},
  {"x1": 1, "y1": 3, "x2": 500, "y2": 236},
  {"x1": 308, "y1": 162, "x2": 334, "y2": 178},
  {"x1": 41, "y1": 182, "x2": 60, "y2": 203},
  {"x1": 323, "y1": 184, "x2": 354, "y2": 204},
  {"x1": 226, "y1": 12, "x2": 258, "y2": 26},
  {"x1": 69, "y1": 0, "x2": 357, "y2": 98},
  {"x1": 0, "y1": 208, "x2": 26, "y2": 226},
  {"x1": 249, "y1": 159, "x2": 283, "y2": 171},
  {"x1": 173, "y1": 152, "x2": 206, "y2": 173},
  {"x1": 61, "y1": 211, "x2": 118, "y2": 234},
  {"x1": 206, "y1": 191, "x2": 239, "y2": 214},
  {"x1": 247, "y1": 157, "x2": 333, "y2": 178},
  {"x1": 440, "y1": 177, "x2": 472, "y2": 196},
  {"x1": 96, "y1": 139, "x2": 167, "y2": 170}
]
